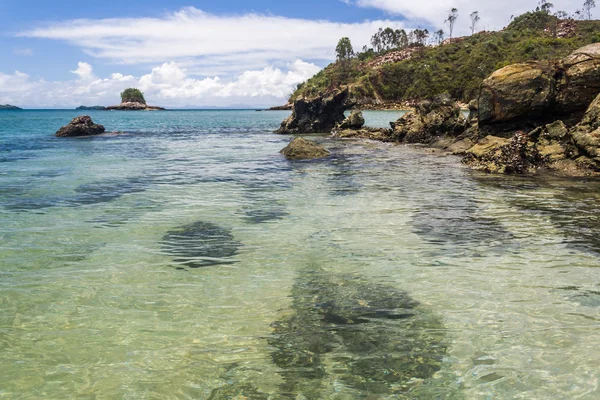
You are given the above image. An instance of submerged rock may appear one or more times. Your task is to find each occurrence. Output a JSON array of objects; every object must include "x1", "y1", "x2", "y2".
[
  {"x1": 276, "y1": 89, "x2": 351, "y2": 134},
  {"x1": 332, "y1": 127, "x2": 391, "y2": 141},
  {"x1": 280, "y1": 138, "x2": 330, "y2": 160},
  {"x1": 269, "y1": 269, "x2": 446, "y2": 397},
  {"x1": 55, "y1": 116, "x2": 105, "y2": 137},
  {"x1": 161, "y1": 221, "x2": 241, "y2": 268}
]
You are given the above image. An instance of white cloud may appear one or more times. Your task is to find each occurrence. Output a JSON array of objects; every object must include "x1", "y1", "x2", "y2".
[
  {"x1": 0, "y1": 60, "x2": 321, "y2": 108},
  {"x1": 71, "y1": 62, "x2": 95, "y2": 80},
  {"x1": 349, "y1": 1, "x2": 591, "y2": 36},
  {"x1": 19, "y1": 7, "x2": 407, "y2": 68}
]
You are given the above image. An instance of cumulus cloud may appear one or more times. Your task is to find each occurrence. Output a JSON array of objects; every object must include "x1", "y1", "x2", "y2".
[
  {"x1": 20, "y1": 7, "x2": 407, "y2": 68},
  {"x1": 0, "y1": 60, "x2": 321, "y2": 108},
  {"x1": 348, "y1": 1, "x2": 591, "y2": 35}
]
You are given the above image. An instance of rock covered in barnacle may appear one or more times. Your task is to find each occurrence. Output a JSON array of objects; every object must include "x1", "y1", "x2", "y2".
[
  {"x1": 279, "y1": 137, "x2": 330, "y2": 160},
  {"x1": 55, "y1": 115, "x2": 105, "y2": 137}
]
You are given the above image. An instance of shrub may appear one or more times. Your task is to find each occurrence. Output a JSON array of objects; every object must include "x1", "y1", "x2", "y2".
[{"x1": 120, "y1": 88, "x2": 146, "y2": 104}]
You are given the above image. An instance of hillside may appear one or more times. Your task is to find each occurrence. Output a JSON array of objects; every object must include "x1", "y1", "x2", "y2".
[{"x1": 290, "y1": 12, "x2": 600, "y2": 106}]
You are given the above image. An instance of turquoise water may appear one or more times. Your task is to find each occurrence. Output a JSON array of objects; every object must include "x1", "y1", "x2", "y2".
[{"x1": 1, "y1": 110, "x2": 599, "y2": 399}]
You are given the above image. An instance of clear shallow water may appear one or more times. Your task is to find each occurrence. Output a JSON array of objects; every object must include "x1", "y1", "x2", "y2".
[{"x1": 0, "y1": 110, "x2": 599, "y2": 399}]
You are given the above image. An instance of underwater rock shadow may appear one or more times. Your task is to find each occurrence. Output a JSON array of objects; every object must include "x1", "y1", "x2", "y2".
[
  {"x1": 268, "y1": 269, "x2": 447, "y2": 398},
  {"x1": 160, "y1": 221, "x2": 242, "y2": 269}
]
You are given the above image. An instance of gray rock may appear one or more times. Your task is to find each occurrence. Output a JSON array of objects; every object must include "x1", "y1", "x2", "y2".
[{"x1": 55, "y1": 115, "x2": 105, "y2": 137}]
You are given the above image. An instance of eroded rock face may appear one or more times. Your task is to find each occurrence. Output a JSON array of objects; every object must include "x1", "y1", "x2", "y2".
[
  {"x1": 556, "y1": 44, "x2": 600, "y2": 114},
  {"x1": 570, "y1": 93, "x2": 600, "y2": 163},
  {"x1": 55, "y1": 116, "x2": 105, "y2": 137},
  {"x1": 337, "y1": 110, "x2": 365, "y2": 130},
  {"x1": 478, "y1": 62, "x2": 554, "y2": 125},
  {"x1": 280, "y1": 138, "x2": 330, "y2": 160},
  {"x1": 478, "y1": 44, "x2": 600, "y2": 127},
  {"x1": 276, "y1": 89, "x2": 351, "y2": 134},
  {"x1": 390, "y1": 94, "x2": 466, "y2": 143}
]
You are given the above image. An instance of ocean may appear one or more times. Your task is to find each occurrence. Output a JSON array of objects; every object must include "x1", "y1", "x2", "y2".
[{"x1": 1, "y1": 109, "x2": 599, "y2": 399}]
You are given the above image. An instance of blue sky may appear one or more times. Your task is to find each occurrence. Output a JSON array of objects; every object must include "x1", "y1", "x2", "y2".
[{"x1": 1, "y1": 0, "x2": 592, "y2": 108}]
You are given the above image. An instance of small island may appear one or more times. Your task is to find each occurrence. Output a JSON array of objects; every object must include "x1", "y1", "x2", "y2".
[
  {"x1": 76, "y1": 106, "x2": 107, "y2": 111},
  {"x1": 0, "y1": 104, "x2": 23, "y2": 110},
  {"x1": 106, "y1": 88, "x2": 166, "y2": 111}
]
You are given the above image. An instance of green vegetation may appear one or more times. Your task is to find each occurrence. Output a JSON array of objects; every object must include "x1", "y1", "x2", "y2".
[
  {"x1": 120, "y1": 88, "x2": 146, "y2": 104},
  {"x1": 290, "y1": 11, "x2": 600, "y2": 104}
]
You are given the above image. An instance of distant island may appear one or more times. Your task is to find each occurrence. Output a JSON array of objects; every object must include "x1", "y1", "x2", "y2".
[
  {"x1": 106, "y1": 88, "x2": 166, "y2": 111},
  {"x1": 0, "y1": 104, "x2": 22, "y2": 110},
  {"x1": 76, "y1": 105, "x2": 107, "y2": 110}
]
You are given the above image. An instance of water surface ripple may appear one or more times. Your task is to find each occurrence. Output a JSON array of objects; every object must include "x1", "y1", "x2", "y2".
[{"x1": 0, "y1": 110, "x2": 599, "y2": 399}]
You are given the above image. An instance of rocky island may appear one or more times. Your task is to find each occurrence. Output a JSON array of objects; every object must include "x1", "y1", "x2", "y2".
[
  {"x1": 0, "y1": 104, "x2": 23, "y2": 110},
  {"x1": 106, "y1": 88, "x2": 166, "y2": 111}
]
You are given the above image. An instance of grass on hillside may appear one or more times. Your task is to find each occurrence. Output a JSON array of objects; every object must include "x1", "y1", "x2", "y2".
[{"x1": 291, "y1": 12, "x2": 600, "y2": 104}]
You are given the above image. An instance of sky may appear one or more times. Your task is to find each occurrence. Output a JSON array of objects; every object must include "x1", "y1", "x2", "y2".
[{"x1": 1, "y1": 0, "x2": 595, "y2": 108}]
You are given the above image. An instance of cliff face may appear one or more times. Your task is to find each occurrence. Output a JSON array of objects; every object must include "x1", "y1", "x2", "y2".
[{"x1": 289, "y1": 12, "x2": 600, "y2": 107}]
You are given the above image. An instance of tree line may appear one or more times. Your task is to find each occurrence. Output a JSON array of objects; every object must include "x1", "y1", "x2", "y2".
[{"x1": 335, "y1": 0, "x2": 596, "y2": 63}]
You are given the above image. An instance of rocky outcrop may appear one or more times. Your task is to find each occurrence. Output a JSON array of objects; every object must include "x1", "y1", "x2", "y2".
[
  {"x1": 280, "y1": 138, "x2": 330, "y2": 160},
  {"x1": 569, "y1": 93, "x2": 600, "y2": 166},
  {"x1": 269, "y1": 103, "x2": 293, "y2": 111},
  {"x1": 336, "y1": 110, "x2": 365, "y2": 130},
  {"x1": 390, "y1": 94, "x2": 467, "y2": 143},
  {"x1": 462, "y1": 133, "x2": 545, "y2": 174},
  {"x1": 106, "y1": 102, "x2": 165, "y2": 111},
  {"x1": 55, "y1": 116, "x2": 106, "y2": 137},
  {"x1": 276, "y1": 89, "x2": 351, "y2": 134},
  {"x1": 478, "y1": 44, "x2": 600, "y2": 129},
  {"x1": 333, "y1": 127, "x2": 391, "y2": 141}
]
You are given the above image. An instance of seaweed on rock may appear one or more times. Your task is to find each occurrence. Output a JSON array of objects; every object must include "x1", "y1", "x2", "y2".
[
  {"x1": 268, "y1": 269, "x2": 447, "y2": 397},
  {"x1": 161, "y1": 221, "x2": 241, "y2": 268}
]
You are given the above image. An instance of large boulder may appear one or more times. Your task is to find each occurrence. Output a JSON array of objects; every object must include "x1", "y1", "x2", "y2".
[
  {"x1": 478, "y1": 62, "x2": 554, "y2": 125},
  {"x1": 390, "y1": 94, "x2": 466, "y2": 143},
  {"x1": 555, "y1": 44, "x2": 600, "y2": 114},
  {"x1": 55, "y1": 116, "x2": 105, "y2": 137},
  {"x1": 280, "y1": 138, "x2": 330, "y2": 160},
  {"x1": 478, "y1": 44, "x2": 600, "y2": 127},
  {"x1": 276, "y1": 89, "x2": 351, "y2": 134}
]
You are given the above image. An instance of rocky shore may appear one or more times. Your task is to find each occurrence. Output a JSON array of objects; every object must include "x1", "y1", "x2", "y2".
[{"x1": 277, "y1": 43, "x2": 600, "y2": 177}]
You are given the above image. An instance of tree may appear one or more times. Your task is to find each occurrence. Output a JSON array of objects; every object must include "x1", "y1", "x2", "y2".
[
  {"x1": 434, "y1": 29, "x2": 445, "y2": 44},
  {"x1": 584, "y1": 0, "x2": 596, "y2": 20},
  {"x1": 539, "y1": 0, "x2": 554, "y2": 14},
  {"x1": 412, "y1": 29, "x2": 430, "y2": 46},
  {"x1": 370, "y1": 28, "x2": 409, "y2": 54},
  {"x1": 121, "y1": 88, "x2": 146, "y2": 104},
  {"x1": 446, "y1": 8, "x2": 459, "y2": 38},
  {"x1": 470, "y1": 11, "x2": 481, "y2": 35},
  {"x1": 336, "y1": 37, "x2": 354, "y2": 63}
]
